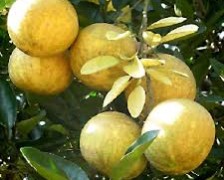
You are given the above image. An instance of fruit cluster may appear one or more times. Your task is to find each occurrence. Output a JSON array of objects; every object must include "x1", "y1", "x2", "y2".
[
  {"x1": 7, "y1": 0, "x2": 79, "y2": 95},
  {"x1": 7, "y1": 0, "x2": 216, "y2": 179}
]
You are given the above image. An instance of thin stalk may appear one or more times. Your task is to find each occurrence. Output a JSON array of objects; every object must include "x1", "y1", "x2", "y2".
[{"x1": 138, "y1": 0, "x2": 150, "y2": 58}]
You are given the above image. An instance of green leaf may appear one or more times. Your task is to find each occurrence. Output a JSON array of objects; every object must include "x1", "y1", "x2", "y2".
[
  {"x1": 5, "y1": 0, "x2": 15, "y2": 7},
  {"x1": 74, "y1": 2, "x2": 103, "y2": 27},
  {"x1": 0, "y1": 79, "x2": 17, "y2": 137},
  {"x1": 191, "y1": 53, "x2": 210, "y2": 87},
  {"x1": 48, "y1": 124, "x2": 69, "y2": 136},
  {"x1": 0, "y1": 1, "x2": 5, "y2": 10},
  {"x1": 17, "y1": 110, "x2": 46, "y2": 136},
  {"x1": 20, "y1": 147, "x2": 89, "y2": 180},
  {"x1": 210, "y1": 58, "x2": 224, "y2": 82},
  {"x1": 174, "y1": 0, "x2": 194, "y2": 18},
  {"x1": 81, "y1": 56, "x2": 120, "y2": 75},
  {"x1": 112, "y1": 0, "x2": 130, "y2": 10},
  {"x1": 103, "y1": 75, "x2": 131, "y2": 107},
  {"x1": 127, "y1": 85, "x2": 146, "y2": 118},
  {"x1": 162, "y1": 24, "x2": 199, "y2": 43},
  {"x1": 147, "y1": 17, "x2": 186, "y2": 29},
  {"x1": 110, "y1": 130, "x2": 159, "y2": 180}
]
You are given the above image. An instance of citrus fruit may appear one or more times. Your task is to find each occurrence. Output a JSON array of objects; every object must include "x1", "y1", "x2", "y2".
[
  {"x1": 150, "y1": 54, "x2": 196, "y2": 106},
  {"x1": 7, "y1": 0, "x2": 79, "y2": 57},
  {"x1": 8, "y1": 48, "x2": 72, "y2": 95},
  {"x1": 70, "y1": 23, "x2": 137, "y2": 91},
  {"x1": 125, "y1": 53, "x2": 196, "y2": 119},
  {"x1": 142, "y1": 99, "x2": 215, "y2": 175},
  {"x1": 80, "y1": 111, "x2": 147, "y2": 179}
]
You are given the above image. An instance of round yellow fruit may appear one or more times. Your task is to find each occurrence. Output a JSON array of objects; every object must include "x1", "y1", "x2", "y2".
[
  {"x1": 7, "y1": 0, "x2": 79, "y2": 57},
  {"x1": 80, "y1": 111, "x2": 147, "y2": 179},
  {"x1": 70, "y1": 23, "x2": 137, "y2": 91},
  {"x1": 8, "y1": 48, "x2": 72, "y2": 95},
  {"x1": 142, "y1": 99, "x2": 215, "y2": 175},
  {"x1": 150, "y1": 54, "x2": 196, "y2": 106},
  {"x1": 125, "y1": 54, "x2": 196, "y2": 119}
]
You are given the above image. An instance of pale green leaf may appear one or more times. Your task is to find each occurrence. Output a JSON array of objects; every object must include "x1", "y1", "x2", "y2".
[
  {"x1": 106, "y1": 31, "x2": 131, "y2": 41},
  {"x1": 147, "y1": 69, "x2": 172, "y2": 85},
  {"x1": 169, "y1": 69, "x2": 189, "y2": 78},
  {"x1": 119, "y1": 53, "x2": 137, "y2": 61},
  {"x1": 162, "y1": 24, "x2": 199, "y2": 43},
  {"x1": 127, "y1": 86, "x2": 146, "y2": 118},
  {"x1": 141, "y1": 58, "x2": 165, "y2": 67},
  {"x1": 148, "y1": 17, "x2": 186, "y2": 29},
  {"x1": 156, "y1": 68, "x2": 189, "y2": 78},
  {"x1": 81, "y1": 56, "x2": 120, "y2": 75},
  {"x1": 143, "y1": 31, "x2": 162, "y2": 47},
  {"x1": 49, "y1": 124, "x2": 69, "y2": 136},
  {"x1": 123, "y1": 57, "x2": 145, "y2": 78},
  {"x1": 103, "y1": 76, "x2": 131, "y2": 107}
]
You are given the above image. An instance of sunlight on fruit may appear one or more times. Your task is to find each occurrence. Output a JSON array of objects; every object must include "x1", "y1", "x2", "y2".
[
  {"x1": 7, "y1": 0, "x2": 79, "y2": 57},
  {"x1": 142, "y1": 99, "x2": 215, "y2": 175}
]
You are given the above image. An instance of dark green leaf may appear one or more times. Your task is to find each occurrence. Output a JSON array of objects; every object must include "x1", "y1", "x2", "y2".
[
  {"x1": 112, "y1": 0, "x2": 131, "y2": 10},
  {"x1": 20, "y1": 147, "x2": 89, "y2": 180},
  {"x1": 210, "y1": 58, "x2": 224, "y2": 81},
  {"x1": 17, "y1": 110, "x2": 46, "y2": 136},
  {"x1": 191, "y1": 53, "x2": 211, "y2": 87},
  {"x1": 75, "y1": 2, "x2": 103, "y2": 27},
  {"x1": 175, "y1": 0, "x2": 194, "y2": 18},
  {"x1": 110, "y1": 130, "x2": 159, "y2": 180},
  {"x1": 0, "y1": 79, "x2": 17, "y2": 138}
]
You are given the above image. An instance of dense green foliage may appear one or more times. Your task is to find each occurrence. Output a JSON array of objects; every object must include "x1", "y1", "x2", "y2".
[{"x1": 0, "y1": 0, "x2": 224, "y2": 179}]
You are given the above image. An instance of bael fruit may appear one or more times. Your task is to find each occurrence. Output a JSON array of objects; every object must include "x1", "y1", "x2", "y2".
[
  {"x1": 125, "y1": 53, "x2": 196, "y2": 119},
  {"x1": 150, "y1": 54, "x2": 196, "y2": 106},
  {"x1": 80, "y1": 111, "x2": 147, "y2": 179},
  {"x1": 7, "y1": 0, "x2": 79, "y2": 57},
  {"x1": 8, "y1": 48, "x2": 72, "y2": 95},
  {"x1": 70, "y1": 23, "x2": 137, "y2": 91},
  {"x1": 142, "y1": 99, "x2": 215, "y2": 175}
]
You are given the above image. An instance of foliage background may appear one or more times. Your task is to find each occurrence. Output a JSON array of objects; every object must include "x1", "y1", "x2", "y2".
[{"x1": 0, "y1": 0, "x2": 224, "y2": 179}]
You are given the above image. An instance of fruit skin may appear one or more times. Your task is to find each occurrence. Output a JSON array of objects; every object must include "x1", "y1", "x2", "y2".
[
  {"x1": 125, "y1": 53, "x2": 196, "y2": 119},
  {"x1": 80, "y1": 111, "x2": 147, "y2": 179},
  {"x1": 151, "y1": 54, "x2": 196, "y2": 106},
  {"x1": 142, "y1": 99, "x2": 215, "y2": 175},
  {"x1": 70, "y1": 23, "x2": 137, "y2": 91},
  {"x1": 7, "y1": 0, "x2": 79, "y2": 57},
  {"x1": 8, "y1": 48, "x2": 72, "y2": 95}
]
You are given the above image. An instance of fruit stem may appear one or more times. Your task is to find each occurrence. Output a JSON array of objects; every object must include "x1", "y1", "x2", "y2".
[{"x1": 138, "y1": 0, "x2": 151, "y2": 58}]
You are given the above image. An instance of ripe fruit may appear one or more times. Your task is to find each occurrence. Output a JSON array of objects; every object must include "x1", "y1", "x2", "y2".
[
  {"x1": 80, "y1": 111, "x2": 147, "y2": 179},
  {"x1": 7, "y1": 0, "x2": 79, "y2": 57},
  {"x1": 8, "y1": 48, "x2": 72, "y2": 95},
  {"x1": 70, "y1": 23, "x2": 137, "y2": 91},
  {"x1": 125, "y1": 54, "x2": 196, "y2": 119},
  {"x1": 150, "y1": 54, "x2": 196, "y2": 106},
  {"x1": 142, "y1": 99, "x2": 215, "y2": 175}
]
